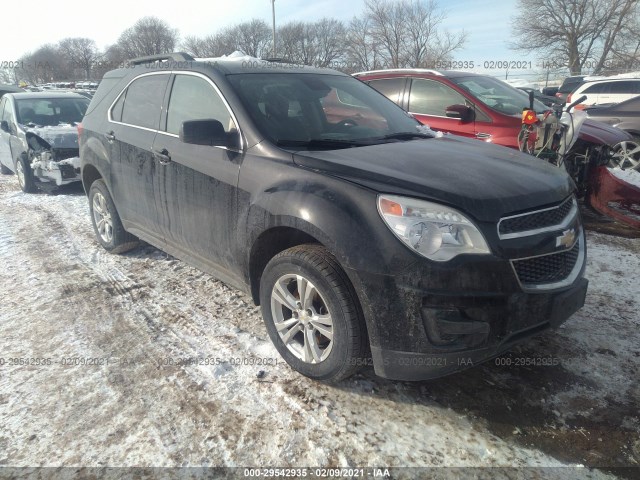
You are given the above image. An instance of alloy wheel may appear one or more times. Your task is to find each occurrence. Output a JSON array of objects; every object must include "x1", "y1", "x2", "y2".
[
  {"x1": 92, "y1": 192, "x2": 114, "y2": 243},
  {"x1": 270, "y1": 274, "x2": 334, "y2": 364}
]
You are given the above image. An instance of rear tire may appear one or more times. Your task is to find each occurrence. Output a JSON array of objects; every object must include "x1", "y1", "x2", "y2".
[
  {"x1": 16, "y1": 156, "x2": 36, "y2": 193},
  {"x1": 88, "y1": 179, "x2": 139, "y2": 253},
  {"x1": 260, "y1": 244, "x2": 369, "y2": 382}
]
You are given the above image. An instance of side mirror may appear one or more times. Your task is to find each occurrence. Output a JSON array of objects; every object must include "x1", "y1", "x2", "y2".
[
  {"x1": 445, "y1": 104, "x2": 474, "y2": 122},
  {"x1": 180, "y1": 119, "x2": 238, "y2": 148},
  {"x1": 0, "y1": 120, "x2": 9, "y2": 133}
]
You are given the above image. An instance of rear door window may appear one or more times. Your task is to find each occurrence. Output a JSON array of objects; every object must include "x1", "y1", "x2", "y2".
[
  {"x1": 120, "y1": 74, "x2": 169, "y2": 130},
  {"x1": 367, "y1": 78, "x2": 406, "y2": 105}
]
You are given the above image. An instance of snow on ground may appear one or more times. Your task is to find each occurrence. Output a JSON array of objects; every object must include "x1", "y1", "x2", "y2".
[
  {"x1": 0, "y1": 174, "x2": 638, "y2": 479},
  {"x1": 609, "y1": 167, "x2": 640, "y2": 189}
]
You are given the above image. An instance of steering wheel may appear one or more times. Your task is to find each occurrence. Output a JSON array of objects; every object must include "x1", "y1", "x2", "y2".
[{"x1": 333, "y1": 118, "x2": 359, "y2": 130}]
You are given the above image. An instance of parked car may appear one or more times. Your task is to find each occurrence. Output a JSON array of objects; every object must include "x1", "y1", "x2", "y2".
[
  {"x1": 0, "y1": 92, "x2": 89, "y2": 192},
  {"x1": 354, "y1": 69, "x2": 628, "y2": 150},
  {"x1": 518, "y1": 87, "x2": 563, "y2": 108},
  {"x1": 568, "y1": 78, "x2": 640, "y2": 107},
  {"x1": 586, "y1": 96, "x2": 640, "y2": 170},
  {"x1": 555, "y1": 75, "x2": 588, "y2": 103},
  {"x1": 0, "y1": 83, "x2": 23, "y2": 98},
  {"x1": 541, "y1": 86, "x2": 559, "y2": 97},
  {"x1": 80, "y1": 54, "x2": 588, "y2": 382}
]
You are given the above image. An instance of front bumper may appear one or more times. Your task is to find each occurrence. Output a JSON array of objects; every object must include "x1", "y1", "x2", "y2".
[{"x1": 369, "y1": 277, "x2": 588, "y2": 381}]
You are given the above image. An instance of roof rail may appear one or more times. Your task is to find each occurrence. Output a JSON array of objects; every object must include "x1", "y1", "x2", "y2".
[
  {"x1": 129, "y1": 52, "x2": 195, "y2": 65},
  {"x1": 353, "y1": 68, "x2": 444, "y2": 77}
]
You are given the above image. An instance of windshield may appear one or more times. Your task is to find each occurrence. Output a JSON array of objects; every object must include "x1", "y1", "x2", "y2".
[
  {"x1": 451, "y1": 76, "x2": 548, "y2": 115},
  {"x1": 227, "y1": 73, "x2": 425, "y2": 149},
  {"x1": 16, "y1": 97, "x2": 90, "y2": 126}
]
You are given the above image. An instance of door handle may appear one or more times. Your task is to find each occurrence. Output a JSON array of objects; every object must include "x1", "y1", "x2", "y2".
[
  {"x1": 104, "y1": 131, "x2": 115, "y2": 142},
  {"x1": 476, "y1": 132, "x2": 492, "y2": 139},
  {"x1": 153, "y1": 148, "x2": 172, "y2": 164}
]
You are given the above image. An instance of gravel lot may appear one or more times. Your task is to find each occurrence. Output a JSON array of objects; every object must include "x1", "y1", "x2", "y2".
[{"x1": 0, "y1": 174, "x2": 638, "y2": 479}]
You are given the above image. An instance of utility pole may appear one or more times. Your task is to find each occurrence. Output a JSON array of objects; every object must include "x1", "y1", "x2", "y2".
[{"x1": 271, "y1": 0, "x2": 277, "y2": 57}]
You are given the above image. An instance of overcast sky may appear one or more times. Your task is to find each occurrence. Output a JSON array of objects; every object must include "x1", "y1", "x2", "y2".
[{"x1": 2, "y1": 0, "x2": 521, "y2": 73}]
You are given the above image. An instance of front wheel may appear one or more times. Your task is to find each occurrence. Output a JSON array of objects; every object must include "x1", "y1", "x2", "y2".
[
  {"x1": 260, "y1": 244, "x2": 369, "y2": 382},
  {"x1": 610, "y1": 138, "x2": 640, "y2": 170},
  {"x1": 16, "y1": 156, "x2": 36, "y2": 193},
  {"x1": 88, "y1": 179, "x2": 139, "y2": 253}
]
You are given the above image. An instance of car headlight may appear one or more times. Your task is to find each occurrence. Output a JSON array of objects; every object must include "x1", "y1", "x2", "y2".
[{"x1": 377, "y1": 194, "x2": 491, "y2": 262}]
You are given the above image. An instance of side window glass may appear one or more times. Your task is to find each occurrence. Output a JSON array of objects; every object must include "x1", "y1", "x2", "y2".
[
  {"x1": 166, "y1": 75, "x2": 235, "y2": 135},
  {"x1": 111, "y1": 92, "x2": 126, "y2": 122},
  {"x1": 409, "y1": 79, "x2": 466, "y2": 116},
  {"x1": 121, "y1": 74, "x2": 169, "y2": 130},
  {"x1": 584, "y1": 83, "x2": 605, "y2": 94},
  {"x1": 609, "y1": 81, "x2": 635, "y2": 94},
  {"x1": 368, "y1": 78, "x2": 405, "y2": 105}
]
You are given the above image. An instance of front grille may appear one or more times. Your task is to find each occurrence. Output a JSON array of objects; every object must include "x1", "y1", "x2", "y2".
[
  {"x1": 512, "y1": 240, "x2": 581, "y2": 285},
  {"x1": 499, "y1": 196, "x2": 575, "y2": 236},
  {"x1": 52, "y1": 148, "x2": 79, "y2": 161}
]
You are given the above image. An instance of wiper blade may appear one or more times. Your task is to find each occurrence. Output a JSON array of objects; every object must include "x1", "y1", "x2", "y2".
[
  {"x1": 276, "y1": 138, "x2": 372, "y2": 149},
  {"x1": 380, "y1": 131, "x2": 434, "y2": 140}
]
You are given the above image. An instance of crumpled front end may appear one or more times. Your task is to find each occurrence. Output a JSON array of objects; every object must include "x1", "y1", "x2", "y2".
[{"x1": 25, "y1": 126, "x2": 81, "y2": 187}]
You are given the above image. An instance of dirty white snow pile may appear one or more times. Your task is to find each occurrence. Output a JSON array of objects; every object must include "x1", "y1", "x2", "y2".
[{"x1": 0, "y1": 175, "x2": 637, "y2": 479}]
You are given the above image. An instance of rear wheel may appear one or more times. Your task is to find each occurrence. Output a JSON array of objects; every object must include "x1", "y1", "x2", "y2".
[
  {"x1": 88, "y1": 179, "x2": 139, "y2": 253},
  {"x1": 260, "y1": 244, "x2": 369, "y2": 382},
  {"x1": 16, "y1": 156, "x2": 36, "y2": 193}
]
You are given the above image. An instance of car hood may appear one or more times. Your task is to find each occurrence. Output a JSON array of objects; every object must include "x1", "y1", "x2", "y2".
[
  {"x1": 23, "y1": 124, "x2": 79, "y2": 150},
  {"x1": 293, "y1": 136, "x2": 574, "y2": 222},
  {"x1": 580, "y1": 119, "x2": 632, "y2": 145}
]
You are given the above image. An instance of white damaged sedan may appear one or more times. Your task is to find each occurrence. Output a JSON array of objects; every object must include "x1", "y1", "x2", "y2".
[{"x1": 0, "y1": 92, "x2": 89, "y2": 192}]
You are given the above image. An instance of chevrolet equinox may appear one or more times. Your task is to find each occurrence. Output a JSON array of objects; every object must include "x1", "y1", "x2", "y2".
[{"x1": 79, "y1": 53, "x2": 588, "y2": 382}]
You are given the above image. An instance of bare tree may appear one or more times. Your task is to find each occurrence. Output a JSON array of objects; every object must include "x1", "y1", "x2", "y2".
[
  {"x1": 344, "y1": 16, "x2": 380, "y2": 72},
  {"x1": 58, "y1": 37, "x2": 99, "y2": 80},
  {"x1": 16, "y1": 46, "x2": 69, "y2": 84},
  {"x1": 512, "y1": 0, "x2": 639, "y2": 74},
  {"x1": 232, "y1": 19, "x2": 272, "y2": 58},
  {"x1": 313, "y1": 18, "x2": 346, "y2": 67},
  {"x1": 116, "y1": 16, "x2": 179, "y2": 59},
  {"x1": 363, "y1": 0, "x2": 465, "y2": 69}
]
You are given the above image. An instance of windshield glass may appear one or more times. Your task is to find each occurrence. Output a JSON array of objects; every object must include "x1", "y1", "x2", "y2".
[
  {"x1": 451, "y1": 76, "x2": 548, "y2": 115},
  {"x1": 16, "y1": 97, "x2": 90, "y2": 126},
  {"x1": 227, "y1": 73, "x2": 424, "y2": 149}
]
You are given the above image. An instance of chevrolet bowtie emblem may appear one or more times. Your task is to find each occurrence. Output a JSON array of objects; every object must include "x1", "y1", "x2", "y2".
[{"x1": 556, "y1": 229, "x2": 576, "y2": 248}]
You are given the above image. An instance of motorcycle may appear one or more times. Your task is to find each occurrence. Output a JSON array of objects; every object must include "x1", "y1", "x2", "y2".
[{"x1": 518, "y1": 92, "x2": 640, "y2": 229}]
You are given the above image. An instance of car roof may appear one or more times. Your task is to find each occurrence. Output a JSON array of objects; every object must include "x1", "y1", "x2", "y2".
[
  {"x1": 579, "y1": 77, "x2": 640, "y2": 86},
  {"x1": 9, "y1": 91, "x2": 89, "y2": 100}
]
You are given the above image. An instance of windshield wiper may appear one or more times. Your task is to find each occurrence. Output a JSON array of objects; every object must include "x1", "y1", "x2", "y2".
[
  {"x1": 379, "y1": 131, "x2": 435, "y2": 141},
  {"x1": 276, "y1": 138, "x2": 373, "y2": 149}
]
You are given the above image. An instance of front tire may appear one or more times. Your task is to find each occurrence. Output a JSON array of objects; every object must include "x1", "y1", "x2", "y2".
[
  {"x1": 260, "y1": 244, "x2": 369, "y2": 382},
  {"x1": 88, "y1": 179, "x2": 139, "y2": 253},
  {"x1": 16, "y1": 156, "x2": 36, "y2": 193}
]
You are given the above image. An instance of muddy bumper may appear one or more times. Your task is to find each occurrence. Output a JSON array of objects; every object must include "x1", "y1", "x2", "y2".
[{"x1": 350, "y1": 260, "x2": 588, "y2": 381}]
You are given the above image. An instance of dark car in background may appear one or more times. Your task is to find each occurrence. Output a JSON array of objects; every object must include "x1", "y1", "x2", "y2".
[
  {"x1": 586, "y1": 96, "x2": 640, "y2": 170},
  {"x1": 518, "y1": 87, "x2": 563, "y2": 108},
  {"x1": 0, "y1": 92, "x2": 89, "y2": 192},
  {"x1": 354, "y1": 69, "x2": 628, "y2": 150},
  {"x1": 79, "y1": 54, "x2": 588, "y2": 382},
  {"x1": 555, "y1": 75, "x2": 588, "y2": 103},
  {"x1": 0, "y1": 84, "x2": 23, "y2": 99}
]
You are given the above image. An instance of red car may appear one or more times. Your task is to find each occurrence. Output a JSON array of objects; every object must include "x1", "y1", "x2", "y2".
[{"x1": 353, "y1": 69, "x2": 629, "y2": 150}]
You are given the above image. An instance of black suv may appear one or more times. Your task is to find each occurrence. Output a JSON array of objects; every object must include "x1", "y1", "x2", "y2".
[{"x1": 79, "y1": 53, "x2": 588, "y2": 382}]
